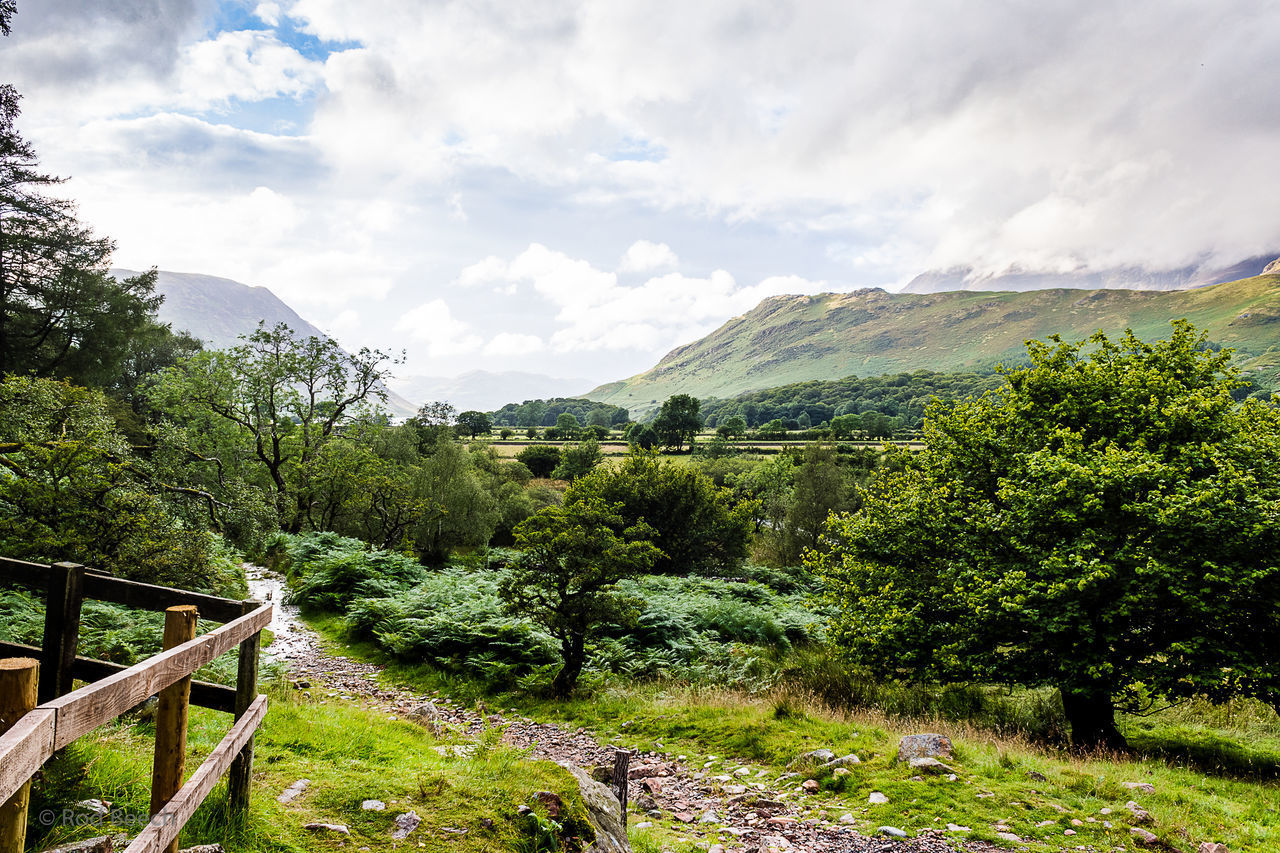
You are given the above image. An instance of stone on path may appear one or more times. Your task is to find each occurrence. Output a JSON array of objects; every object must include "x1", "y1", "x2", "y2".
[
  {"x1": 277, "y1": 779, "x2": 309, "y2": 804},
  {"x1": 897, "y1": 733, "x2": 953, "y2": 762}
]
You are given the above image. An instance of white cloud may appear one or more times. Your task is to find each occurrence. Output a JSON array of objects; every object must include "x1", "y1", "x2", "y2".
[
  {"x1": 464, "y1": 244, "x2": 829, "y2": 354},
  {"x1": 395, "y1": 299, "x2": 483, "y2": 357},
  {"x1": 484, "y1": 332, "x2": 545, "y2": 356},
  {"x1": 619, "y1": 240, "x2": 679, "y2": 274}
]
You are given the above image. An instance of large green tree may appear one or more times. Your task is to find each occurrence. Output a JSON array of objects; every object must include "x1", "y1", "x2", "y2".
[
  {"x1": 652, "y1": 394, "x2": 703, "y2": 451},
  {"x1": 810, "y1": 322, "x2": 1280, "y2": 749},
  {"x1": 566, "y1": 450, "x2": 751, "y2": 575},
  {"x1": 501, "y1": 498, "x2": 661, "y2": 696},
  {"x1": 151, "y1": 323, "x2": 398, "y2": 531}
]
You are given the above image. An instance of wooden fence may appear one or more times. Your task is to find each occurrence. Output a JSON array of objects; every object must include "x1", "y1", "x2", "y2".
[{"x1": 0, "y1": 557, "x2": 272, "y2": 853}]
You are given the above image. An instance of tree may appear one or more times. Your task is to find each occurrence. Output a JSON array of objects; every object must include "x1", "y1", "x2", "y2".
[
  {"x1": 586, "y1": 408, "x2": 613, "y2": 429},
  {"x1": 500, "y1": 498, "x2": 661, "y2": 696},
  {"x1": 0, "y1": 86, "x2": 161, "y2": 386},
  {"x1": 566, "y1": 450, "x2": 751, "y2": 575},
  {"x1": 151, "y1": 323, "x2": 397, "y2": 531},
  {"x1": 554, "y1": 412, "x2": 581, "y2": 440},
  {"x1": 810, "y1": 322, "x2": 1280, "y2": 749},
  {"x1": 651, "y1": 394, "x2": 703, "y2": 451},
  {"x1": 717, "y1": 415, "x2": 747, "y2": 440},
  {"x1": 516, "y1": 444, "x2": 562, "y2": 478},
  {"x1": 455, "y1": 410, "x2": 492, "y2": 438},
  {"x1": 406, "y1": 400, "x2": 457, "y2": 452},
  {"x1": 552, "y1": 438, "x2": 601, "y2": 481},
  {"x1": 782, "y1": 442, "x2": 853, "y2": 564}
]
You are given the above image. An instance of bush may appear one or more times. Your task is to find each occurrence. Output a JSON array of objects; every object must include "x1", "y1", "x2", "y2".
[{"x1": 516, "y1": 445, "x2": 562, "y2": 478}]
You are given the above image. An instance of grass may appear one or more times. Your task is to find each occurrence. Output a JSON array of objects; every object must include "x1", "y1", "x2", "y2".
[
  {"x1": 27, "y1": 680, "x2": 599, "y2": 853},
  {"x1": 305, "y1": 617, "x2": 1280, "y2": 852}
]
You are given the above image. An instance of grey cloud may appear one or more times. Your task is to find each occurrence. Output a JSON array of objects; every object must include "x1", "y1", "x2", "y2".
[{"x1": 4, "y1": 0, "x2": 209, "y2": 84}]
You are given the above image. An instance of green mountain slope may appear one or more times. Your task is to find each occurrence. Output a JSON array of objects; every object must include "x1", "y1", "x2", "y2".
[{"x1": 585, "y1": 272, "x2": 1280, "y2": 412}]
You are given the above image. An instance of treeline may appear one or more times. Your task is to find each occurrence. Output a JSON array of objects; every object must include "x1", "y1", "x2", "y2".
[
  {"x1": 490, "y1": 398, "x2": 631, "y2": 429},
  {"x1": 700, "y1": 370, "x2": 1004, "y2": 431}
]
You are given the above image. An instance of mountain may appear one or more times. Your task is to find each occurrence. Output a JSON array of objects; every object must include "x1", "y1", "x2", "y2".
[
  {"x1": 899, "y1": 254, "x2": 1278, "y2": 294},
  {"x1": 387, "y1": 370, "x2": 591, "y2": 413},
  {"x1": 585, "y1": 269, "x2": 1280, "y2": 413},
  {"x1": 114, "y1": 269, "x2": 416, "y2": 417}
]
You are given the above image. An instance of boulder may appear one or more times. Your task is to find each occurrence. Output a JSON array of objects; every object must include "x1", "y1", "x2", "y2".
[
  {"x1": 407, "y1": 703, "x2": 444, "y2": 734},
  {"x1": 1265, "y1": 257, "x2": 1280, "y2": 275},
  {"x1": 897, "y1": 734, "x2": 953, "y2": 762},
  {"x1": 823, "y1": 753, "x2": 861, "y2": 768},
  {"x1": 558, "y1": 763, "x2": 631, "y2": 853},
  {"x1": 868, "y1": 791, "x2": 888, "y2": 804}
]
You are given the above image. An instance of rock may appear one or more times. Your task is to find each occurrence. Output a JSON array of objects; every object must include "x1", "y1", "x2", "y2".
[
  {"x1": 801, "y1": 779, "x2": 820, "y2": 794},
  {"x1": 877, "y1": 826, "x2": 908, "y2": 838},
  {"x1": 408, "y1": 703, "x2": 443, "y2": 734},
  {"x1": 304, "y1": 823, "x2": 350, "y2": 835},
  {"x1": 1126, "y1": 800, "x2": 1155, "y2": 825},
  {"x1": 822, "y1": 754, "x2": 861, "y2": 768},
  {"x1": 590, "y1": 765, "x2": 614, "y2": 784},
  {"x1": 832, "y1": 767, "x2": 851, "y2": 778},
  {"x1": 868, "y1": 792, "x2": 889, "y2": 804},
  {"x1": 1123, "y1": 781, "x2": 1156, "y2": 793},
  {"x1": 634, "y1": 822, "x2": 652, "y2": 830},
  {"x1": 1198, "y1": 844, "x2": 1228, "y2": 853},
  {"x1": 1064, "y1": 829, "x2": 1077, "y2": 835},
  {"x1": 635, "y1": 794, "x2": 657, "y2": 812},
  {"x1": 1130, "y1": 827, "x2": 1160, "y2": 847},
  {"x1": 277, "y1": 779, "x2": 310, "y2": 804},
  {"x1": 517, "y1": 805, "x2": 533, "y2": 816},
  {"x1": 293, "y1": 680, "x2": 310, "y2": 689},
  {"x1": 178, "y1": 846, "x2": 225, "y2": 853},
  {"x1": 360, "y1": 800, "x2": 385, "y2": 811},
  {"x1": 1264, "y1": 256, "x2": 1280, "y2": 275},
  {"x1": 995, "y1": 832, "x2": 1021, "y2": 842},
  {"x1": 390, "y1": 812, "x2": 420, "y2": 840},
  {"x1": 708, "y1": 846, "x2": 725, "y2": 853},
  {"x1": 698, "y1": 809, "x2": 719, "y2": 824},
  {"x1": 1070, "y1": 818, "x2": 1083, "y2": 826},
  {"x1": 907, "y1": 756, "x2": 954, "y2": 775},
  {"x1": 558, "y1": 763, "x2": 631, "y2": 853},
  {"x1": 674, "y1": 812, "x2": 695, "y2": 823},
  {"x1": 74, "y1": 799, "x2": 111, "y2": 817},
  {"x1": 641, "y1": 778, "x2": 664, "y2": 795},
  {"x1": 945, "y1": 823, "x2": 971, "y2": 832},
  {"x1": 735, "y1": 766, "x2": 751, "y2": 776},
  {"x1": 535, "y1": 791, "x2": 564, "y2": 818},
  {"x1": 788, "y1": 749, "x2": 835, "y2": 768},
  {"x1": 896, "y1": 733, "x2": 953, "y2": 763},
  {"x1": 1026, "y1": 770, "x2": 1047, "y2": 782},
  {"x1": 838, "y1": 813, "x2": 855, "y2": 824}
]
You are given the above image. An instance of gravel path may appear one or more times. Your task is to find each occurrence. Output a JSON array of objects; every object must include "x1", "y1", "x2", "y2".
[{"x1": 249, "y1": 566, "x2": 1011, "y2": 853}]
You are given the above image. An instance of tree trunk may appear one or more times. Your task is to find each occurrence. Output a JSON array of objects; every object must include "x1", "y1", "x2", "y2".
[
  {"x1": 552, "y1": 633, "x2": 585, "y2": 698},
  {"x1": 1060, "y1": 685, "x2": 1127, "y2": 752}
]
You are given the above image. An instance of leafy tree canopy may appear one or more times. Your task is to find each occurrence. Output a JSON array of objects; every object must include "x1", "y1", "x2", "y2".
[
  {"x1": 809, "y1": 321, "x2": 1280, "y2": 749},
  {"x1": 651, "y1": 393, "x2": 703, "y2": 451},
  {"x1": 566, "y1": 450, "x2": 750, "y2": 575}
]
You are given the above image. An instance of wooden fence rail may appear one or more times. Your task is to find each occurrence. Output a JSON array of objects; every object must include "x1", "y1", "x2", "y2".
[{"x1": 0, "y1": 556, "x2": 272, "y2": 853}]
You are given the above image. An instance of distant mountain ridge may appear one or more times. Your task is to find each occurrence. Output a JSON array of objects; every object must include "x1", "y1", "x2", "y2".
[
  {"x1": 900, "y1": 254, "x2": 1278, "y2": 294},
  {"x1": 585, "y1": 269, "x2": 1280, "y2": 414},
  {"x1": 113, "y1": 269, "x2": 416, "y2": 417}
]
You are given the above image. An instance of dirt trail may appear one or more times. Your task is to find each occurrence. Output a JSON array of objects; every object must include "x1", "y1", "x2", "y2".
[{"x1": 249, "y1": 566, "x2": 995, "y2": 853}]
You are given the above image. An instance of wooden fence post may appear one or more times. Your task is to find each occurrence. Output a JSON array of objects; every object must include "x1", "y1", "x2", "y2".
[
  {"x1": 40, "y1": 562, "x2": 85, "y2": 703},
  {"x1": 150, "y1": 606, "x2": 198, "y2": 853},
  {"x1": 0, "y1": 658, "x2": 39, "y2": 853},
  {"x1": 610, "y1": 749, "x2": 629, "y2": 823},
  {"x1": 228, "y1": 600, "x2": 261, "y2": 816}
]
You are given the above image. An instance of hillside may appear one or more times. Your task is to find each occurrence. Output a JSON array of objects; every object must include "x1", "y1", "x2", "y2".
[
  {"x1": 114, "y1": 269, "x2": 416, "y2": 417},
  {"x1": 586, "y1": 271, "x2": 1280, "y2": 412},
  {"x1": 388, "y1": 370, "x2": 591, "y2": 413}
]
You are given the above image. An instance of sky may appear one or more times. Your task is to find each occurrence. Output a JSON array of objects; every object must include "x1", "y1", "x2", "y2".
[{"x1": 4, "y1": 0, "x2": 1279, "y2": 389}]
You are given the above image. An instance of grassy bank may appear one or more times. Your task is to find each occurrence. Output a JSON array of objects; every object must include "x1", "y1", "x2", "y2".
[{"x1": 28, "y1": 683, "x2": 596, "y2": 853}]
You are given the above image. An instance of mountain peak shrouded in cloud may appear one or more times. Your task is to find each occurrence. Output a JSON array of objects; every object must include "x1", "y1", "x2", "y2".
[{"x1": 8, "y1": 1, "x2": 1280, "y2": 385}]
